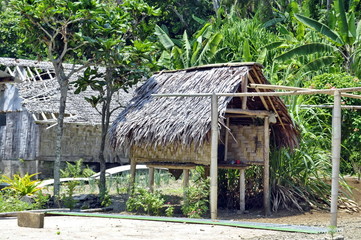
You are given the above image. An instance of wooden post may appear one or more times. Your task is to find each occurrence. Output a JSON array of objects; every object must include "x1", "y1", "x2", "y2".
[
  {"x1": 183, "y1": 169, "x2": 190, "y2": 200},
  {"x1": 183, "y1": 169, "x2": 190, "y2": 188},
  {"x1": 241, "y1": 74, "x2": 248, "y2": 109},
  {"x1": 149, "y1": 167, "x2": 155, "y2": 193},
  {"x1": 239, "y1": 168, "x2": 246, "y2": 213},
  {"x1": 129, "y1": 159, "x2": 137, "y2": 194},
  {"x1": 330, "y1": 90, "x2": 341, "y2": 227},
  {"x1": 263, "y1": 116, "x2": 271, "y2": 216},
  {"x1": 224, "y1": 118, "x2": 230, "y2": 162},
  {"x1": 210, "y1": 93, "x2": 219, "y2": 220}
]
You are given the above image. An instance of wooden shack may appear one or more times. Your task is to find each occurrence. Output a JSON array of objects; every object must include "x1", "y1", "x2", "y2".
[
  {"x1": 0, "y1": 57, "x2": 133, "y2": 177},
  {"x1": 109, "y1": 63, "x2": 299, "y2": 216}
]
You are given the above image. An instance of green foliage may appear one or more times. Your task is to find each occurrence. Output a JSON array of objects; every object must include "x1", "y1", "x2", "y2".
[
  {"x1": 182, "y1": 177, "x2": 209, "y2": 218},
  {"x1": 144, "y1": 0, "x2": 213, "y2": 36},
  {"x1": 126, "y1": 188, "x2": 165, "y2": 215},
  {"x1": 304, "y1": 73, "x2": 361, "y2": 174},
  {"x1": 60, "y1": 159, "x2": 95, "y2": 209},
  {"x1": 33, "y1": 190, "x2": 50, "y2": 209},
  {"x1": 164, "y1": 202, "x2": 174, "y2": 217},
  {"x1": 1, "y1": 173, "x2": 41, "y2": 196},
  {"x1": 156, "y1": 23, "x2": 223, "y2": 69},
  {"x1": 0, "y1": 1, "x2": 38, "y2": 58},
  {"x1": 0, "y1": 190, "x2": 34, "y2": 212},
  {"x1": 60, "y1": 159, "x2": 95, "y2": 178}
]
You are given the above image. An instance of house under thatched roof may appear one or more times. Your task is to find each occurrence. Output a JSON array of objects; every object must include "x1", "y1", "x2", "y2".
[
  {"x1": 110, "y1": 63, "x2": 298, "y2": 159},
  {"x1": 0, "y1": 57, "x2": 136, "y2": 177},
  {"x1": 110, "y1": 62, "x2": 299, "y2": 217}
]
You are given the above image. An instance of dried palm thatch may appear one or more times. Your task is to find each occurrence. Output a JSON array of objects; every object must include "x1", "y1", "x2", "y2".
[{"x1": 109, "y1": 63, "x2": 299, "y2": 152}]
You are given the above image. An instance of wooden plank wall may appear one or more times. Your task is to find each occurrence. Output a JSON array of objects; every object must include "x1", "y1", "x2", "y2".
[{"x1": 0, "y1": 111, "x2": 39, "y2": 160}]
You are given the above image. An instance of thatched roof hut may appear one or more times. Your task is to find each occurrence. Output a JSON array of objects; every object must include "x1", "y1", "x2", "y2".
[
  {"x1": 109, "y1": 62, "x2": 299, "y2": 217},
  {"x1": 110, "y1": 63, "x2": 298, "y2": 156}
]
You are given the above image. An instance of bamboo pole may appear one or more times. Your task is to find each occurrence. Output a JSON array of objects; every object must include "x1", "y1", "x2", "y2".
[
  {"x1": 149, "y1": 167, "x2": 155, "y2": 193},
  {"x1": 224, "y1": 118, "x2": 230, "y2": 162},
  {"x1": 250, "y1": 84, "x2": 361, "y2": 100},
  {"x1": 330, "y1": 91, "x2": 342, "y2": 227},
  {"x1": 263, "y1": 117, "x2": 271, "y2": 216},
  {"x1": 210, "y1": 93, "x2": 219, "y2": 220},
  {"x1": 152, "y1": 88, "x2": 361, "y2": 98},
  {"x1": 239, "y1": 168, "x2": 246, "y2": 213}
]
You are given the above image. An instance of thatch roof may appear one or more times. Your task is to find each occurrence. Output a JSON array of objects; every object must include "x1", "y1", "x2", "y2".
[
  {"x1": 0, "y1": 57, "x2": 135, "y2": 124},
  {"x1": 109, "y1": 63, "x2": 299, "y2": 150}
]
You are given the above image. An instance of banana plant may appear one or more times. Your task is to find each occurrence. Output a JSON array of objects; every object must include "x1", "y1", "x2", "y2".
[
  {"x1": 155, "y1": 24, "x2": 223, "y2": 69},
  {"x1": 277, "y1": 0, "x2": 361, "y2": 78}
]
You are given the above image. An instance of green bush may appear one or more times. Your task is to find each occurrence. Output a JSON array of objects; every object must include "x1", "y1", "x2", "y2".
[
  {"x1": 0, "y1": 190, "x2": 34, "y2": 212},
  {"x1": 126, "y1": 188, "x2": 165, "y2": 215},
  {"x1": 182, "y1": 177, "x2": 210, "y2": 218},
  {"x1": 60, "y1": 159, "x2": 95, "y2": 209},
  {"x1": 1, "y1": 173, "x2": 41, "y2": 196}
]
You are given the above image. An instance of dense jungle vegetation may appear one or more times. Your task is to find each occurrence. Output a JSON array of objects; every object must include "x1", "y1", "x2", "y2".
[{"x1": 1, "y1": 0, "x2": 361, "y2": 211}]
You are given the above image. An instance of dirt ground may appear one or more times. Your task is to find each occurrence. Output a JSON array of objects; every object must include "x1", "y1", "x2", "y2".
[{"x1": 0, "y1": 177, "x2": 360, "y2": 240}]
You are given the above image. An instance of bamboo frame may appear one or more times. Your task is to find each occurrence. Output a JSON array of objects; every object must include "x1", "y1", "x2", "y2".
[
  {"x1": 239, "y1": 169, "x2": 246, "y2": 213},
  {"x1": 151, "y1": 83, "x2": 361, "y2": 225},
  {"x1": 331, "y1": 91, "x2": 341, "y2": 226},
  {"x1": 210, "y1": 93, "x2": 218, "y2": 220},
  {"x1": 224, "y1": 118, "x2": 230, "y2": 162},
  {"x1": 263, "y1": 117, "x2": 271, "y2": 216}
]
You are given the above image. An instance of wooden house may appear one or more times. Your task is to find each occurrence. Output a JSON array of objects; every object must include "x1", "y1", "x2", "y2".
[
  {"x1": 0, "y1": 57, "x2": 133, "y2": 178},
  {"x1": 109, "y1": 63, "x2": 299, "y2": 216}
]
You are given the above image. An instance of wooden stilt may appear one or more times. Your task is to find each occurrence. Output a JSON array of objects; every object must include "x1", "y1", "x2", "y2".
[
  {"x1": 330, "y1": 91, "x2": 341, "y2": 227},
  {"x1": 210, "y1": 93, "x2": 219, "y2": 220},
  {"x1": 149, "y1": 167, "x2": 155, "y2": 192},
  {"x1": 239, "y1": 168, "x2": 246, "y2": 213},
  {"x1": 263, "y1": 117, "x2": 271, "y2": 216},
  {"x1": 183, "y1": 169, "x2": 190, "y2": 200},
  {"x1": 129, "y1": 159, "x2": 137, "y2": 194},
  {"x1": 183, "y1": 169, "x2": 190, "y2": 188}
]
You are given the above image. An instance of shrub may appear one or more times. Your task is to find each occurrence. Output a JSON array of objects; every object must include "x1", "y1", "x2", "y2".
[
  {"x1": 126, "y1": 188, "x2": 165, "y2": 216},
  {"x1": 1, "y1": 173, "x2": 41, "y2": 196},
  {"x1": 182, "y1": 177, "x2": 210, "y2": 218},
  {"x1": 0, "y1": 190, "x2": 34, "y2": 212}
]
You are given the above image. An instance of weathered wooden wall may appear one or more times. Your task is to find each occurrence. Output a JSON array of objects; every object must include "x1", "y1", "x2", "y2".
[{"x1": 0, "y1": 111, "x2": 39, "y2": 160}]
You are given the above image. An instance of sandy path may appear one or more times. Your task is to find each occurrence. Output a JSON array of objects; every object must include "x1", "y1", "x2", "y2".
[{"x1": 0, "y1": 216, "x2": 281, "y2": 240}]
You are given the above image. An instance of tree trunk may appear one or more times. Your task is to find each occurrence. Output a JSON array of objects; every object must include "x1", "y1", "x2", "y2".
[
  {"x1": 98, "y1": 67, "x2": 114, "y2": 200},
  {"x1": 53, "y1": 62, "x2": 69, "y2": 202}
]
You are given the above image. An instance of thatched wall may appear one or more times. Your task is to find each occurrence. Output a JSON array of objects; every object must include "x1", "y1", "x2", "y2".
[
  {"x1": 131, "y1": 142, "x2": 211, "y2": 165},
  {"x1": 227, "y1": 125, "x2": 265, "y2": 164}
]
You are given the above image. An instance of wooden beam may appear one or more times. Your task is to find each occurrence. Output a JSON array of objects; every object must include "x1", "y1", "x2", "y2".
[
  {"x1": 251, "y1": 69, "x2": 286, "y2": 130},
  {"x1": 330, "y1": 91, "x2": 341, "y2": 227},
  {"x1": 225, "y1": 108, "x2": 273, "y2": 116},
  {"x1": 183, "y1": 169, "x2": 190, "y2": 201},
  {"x1": 247, "y1": 74, "x2": 270, "y2": 111},
  {"x1": 263, "y1": 117, "x2": 271, "y2": 216},
  {"x1": 241, "y1": 74, "x2": 248, "y2": 109},
  {"x1": 210, "y1": 93, "x2": 218, "y2": 220}
]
